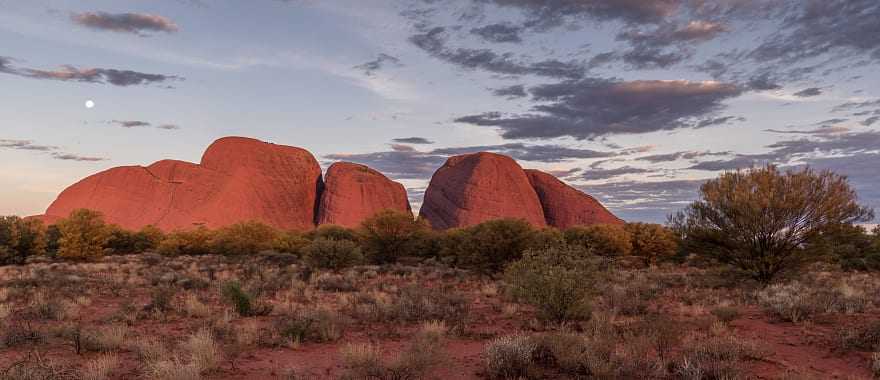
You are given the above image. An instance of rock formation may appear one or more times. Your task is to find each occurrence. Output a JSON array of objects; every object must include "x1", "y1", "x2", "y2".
[
  {"x1": 317, "y1": 162, "x2": 411, "y2": 228},
  {"x1": 419, "y1": 152, "x2": 547, "y2": 229},
  {"x1": 525, "y1": 169, "x2": 623, "y2": 228},
  {"x1": 40, "y1": 136, "x2": 323, "y2": 231}
]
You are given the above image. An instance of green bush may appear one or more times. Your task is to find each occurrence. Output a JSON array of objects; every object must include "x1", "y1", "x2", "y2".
[
  {"x1": 808, "y1": 224, "x2": 880, "y2": 271},
  {"x1": 504, "y1": 246, "x2": 600, "y2": 322},
  {"x1": 564, "y1": 224, "x2": 632, "y2": 257},
  {"x1": 0, "y1": 216, "x2": 46, "y2": 265},
  {"x1": 221, "y1": 281, "x2": 272, "y2": 317},
  {"x1": 359, "y1": 209, "x2": 431, "y2": 264},
  {"x1": 302, "y1": 238, "x2": 363, "y2": 270},
  {"x1": 157, "y1": 227, "x2": 215, "y2": 256},
  {"x1": 272, "y1": 230, "x2": 310, "y2": 254},
  {"x1": 211, "y1": 221, "x2": 279, "y2": 255},
  {"x1": 106, "y1": 225, "x2": 164, "y2": 254},
  {"x1": 530, "y1": 227, "x2": 566, "y2": 250},
  {"x1": 625, "y1": 222, "x2": 678, "y2": 265},
  {"x1": 57, "y1": 209, "x2": 111, "y2": 260},
  {"x1": 307, "y1": 224, "x2": 359, "y2": 242},
  {"x1": 440, "y1": 219, "x2": 536, "y2": 273}
]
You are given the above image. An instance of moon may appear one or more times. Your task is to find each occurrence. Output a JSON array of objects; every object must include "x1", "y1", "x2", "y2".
[{"x1": 85, "y1": 100, "x2": 95, "y2": 109}]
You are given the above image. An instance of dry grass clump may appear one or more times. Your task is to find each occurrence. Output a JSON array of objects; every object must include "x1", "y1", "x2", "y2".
[
  {"x1": 80, "y1": 353, "x2": 119, "y2": 380},
  {"x1": 837, "y1": 320, "x2": 880, "y2": 351},
  {"x1": 872, "y1": 352, "x2": 880, "y2": 378},
  {"x1": 339, "y1": 322, "x2": 447, "y2": 380},
  {"x1": 273, "y1": 307, "x2": 344, "y2": 345},
  {"x1": 673, "y1": 323, "x2": 765, "y2": 380},
  {"x1": 181, "y1": 328, "x2": 223, "y2": 373},
  {"x1": 311, "y1": 272, "x2": 357, "y2": 292},
  {"x1": 138, "y1": 329, "x2": 221, "y2": 379},
  {"x1": 1, "y1": 352, "x2": 78, "y2": 380},
  {"x1": 390, "y1": 286, "x2": 470, "y2": 333},
  {"x1": 179, "y1": 293, "x2": 211, "y2": 318},
  {"x1": 83, "y1": 325, "x2": 129, "y2": 352},
  {"x1": 757, "y1": 275, "x2": 877, "y2": 323},
  {"x1": 483, "y1": 334, "x2": 537, "y2": 379}
]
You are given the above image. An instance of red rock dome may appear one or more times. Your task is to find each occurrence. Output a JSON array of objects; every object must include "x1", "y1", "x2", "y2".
[
  {"x1": 419, "y1": 152, "x2": 546, "y2": 230},
  {"x1": 317, "y1": 162, "x2": 412, "y2": 228},
  {"x1": 524, "y1": 169, "x2": 623, "y2": 228},
  {"x1": 40, "y1": 136, "x2": 323, "y2": 231}
]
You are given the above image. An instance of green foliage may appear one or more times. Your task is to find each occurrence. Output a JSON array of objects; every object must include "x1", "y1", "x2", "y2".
[
  {"x1": 45, "y1": 224, "x2": 61, "y2": 256},
  {"x1": 625, "y1": 222, "x2": 678, "y2": 265},
  {"x1": 0, "y1": 216, "x2": 47, "y2": 265},
  {"x1": 221, "y1": 281, "x2": 272, "y2": 317},
  {"x1": 156, "y1": 227, "x2": 216, "y2": 256},
  {"x1": 358, "y1": 209, "x2": 431, "y2": 264},
  {"x1": 211, "y1": 221, "x2": 279, "y2": 255},
  {"x1": 106, "y1": 225, "x2": 164, "y2": 254},
  {"x1": 530, "y1": 227, "x2": 566, "y2": 250},
  {"x1": 671, "y1": 165, "x2": 874, "y2": 283},
  {"x1": 564, "y1": 224, "x2": 632, "y2": 257},
  {"x1": 56, "y1": 209, "x2": 111, "y2": 260},
  {"x1": 440, "y1": 218, "x2": 536, "y2": 273},
  {"x1": 302, "y1": 238, "x2": 363, "y2": 270},
  {"x1": 307, "y1": 224, "x2": 359, "y2": 242},
  {"x1": 504, "y1": 246, "x2": 600, "y2": 322},
  {"x1": 807, "y1": 224, "x2": 880, "y2": 271},
  {"x1": 272, "y1": 230, "x2": 310, "y2": 254}
]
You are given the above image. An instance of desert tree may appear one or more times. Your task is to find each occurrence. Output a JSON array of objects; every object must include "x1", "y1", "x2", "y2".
[
  {"x1": 670, "y1": 165, "x2": 873, "y2": 283},
  {"x1": 57, "y1": 209, "x2": 112, "y2": 260}
]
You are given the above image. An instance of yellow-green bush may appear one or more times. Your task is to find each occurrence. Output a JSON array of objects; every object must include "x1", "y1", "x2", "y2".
[
  {"x1": 564, "y1": 224, "x2": 632, "y2": 257},
  {"x1": 56, "y1": 209, "x2": 111, "y2": 260},
  {"x1": 307, "y1": 224, "x2": 359, "y2": 242},
  {"x1": 211, "y1": 221, "x2": 279, "y2": 255},
  {"x1": 625, "y1": 222, "x2": 678, "y2": 264},
  {"x1": 106, "y1": 225, "x2": 165, "y2": 254},
  {"x1": 359, "y1": 209, "x2": 432, "y2": 264},
  {"x1": 504, "y1": 246, "x2": 599, "y2": 322},
  {"x1": 302, "y1": 238, "x2": 363, "y2": 270},
  {"x1": 439, "y1": 219, "x2": 536, "y2": 273},
  {"x1": 272, "y1": 230, "x2": 310, "y2": 254},
  {"x1": 157, "y1": 227, "x2": 215, "y2": 256},
  {"x1": 0, "y1": 216, "x2": 46, "y2": 265}
]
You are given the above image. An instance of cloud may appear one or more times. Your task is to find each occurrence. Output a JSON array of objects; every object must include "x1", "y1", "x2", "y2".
[
  {"x1": 108, "y1": 120, "x2": 181, "y2": 130},
  {"x1": 491, "y1": 84, "x2": 527, "y2": 98},
  {"x1": 581, "y1": 179, "x2": 707, "y2": 222},
  {"x1": 409, "y1": 27, "x2": 586, "y2": 79},
  {"x1": 764, "y1": 125, "x2": 850, "y2": 135},
  {"x1": 324, "y1": 150, "x2": 447, "y2": 179},
  {"x1": 470, "y1": 23, "x2": 524, "y2": 43},
  {"x1": 480, "y1": 0, "x2": 682, "y2": 27},
  {"x1": 832, "y1": 99, "x2": 880, "y2": 113},
  {"x1": 745, "y1": 73, "x2": 783, "y2": 91},
  {"x1": 689, "y1": 156, "x2": 770, "y2": 171},
  {"x1": 22, "y1": 66, "x2": 179, "y2": 87},
  {"x1": 392, "y1": 137, "x2": 434, "y2": 144},
  {"x1": 618, "y1": 20, "x2": 727, "y2": 47},
  {"x1": 456, "y1": 79, "x2": 743, "y2": 139},
  {"x1": 582, "y1": 166, "x2": 652, "y2": 180},
  {"x1": 390, "y1": 144, "x2": 417, "y2": 152},
  {"x1": 71, "y1": 12, "x2": 178, "y2": 35},
  {"x1": 431, "y1": 143, "x2": 616, "y2": 162},
  {"x1": 638, "y1": 150, "x2": 730, "y2": 163},
  {"x1": 862, "y1": 116, "x2": 879, "y2": 126},
  {"x1": 50, "y1": 153, "x2": 107, "y2": 162},
  {"x1": 0, "y1": 139, "x2": 58, "y2": 152},
  {"x1": 354, "y1": 53, "x2": 403, "y2": 76},
  {"x1": 1, "y1": 138, "x2": 106, "y2": 162},
  {"x1": 793, "y1": 87, "x2": 822, "y2": 97}
]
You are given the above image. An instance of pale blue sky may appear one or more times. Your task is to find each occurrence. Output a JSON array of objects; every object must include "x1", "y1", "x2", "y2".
[{"x1": 2, "y1": 0, "x2": 879, "y2": 222}]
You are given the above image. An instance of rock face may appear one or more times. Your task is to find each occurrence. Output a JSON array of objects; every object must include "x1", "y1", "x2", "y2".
[
  {"x1": 525, "y1": 169, "x2": 623, "y2": 228},
  {"x1": 41, "y1": 136, "x2": 323, "y2": 231},
  {"x1": 317, "y1": 162, "x2": 412, "y2": 228},
  {"x1": 419, "y1": 152, "x2": 546, "y2": 230}
]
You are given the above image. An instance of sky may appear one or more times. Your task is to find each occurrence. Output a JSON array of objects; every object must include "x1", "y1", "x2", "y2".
[{"x1": 1, "y1": 0, "x2": 879, "y2": 223}]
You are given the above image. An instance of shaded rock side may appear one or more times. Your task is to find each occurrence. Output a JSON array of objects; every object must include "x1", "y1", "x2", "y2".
[
  {"x1": 317, "y1": 162, "x2": 412, "y2": 228},
  {"x1": 524, "y1": 169, "x2": 623, "y2": 228}
]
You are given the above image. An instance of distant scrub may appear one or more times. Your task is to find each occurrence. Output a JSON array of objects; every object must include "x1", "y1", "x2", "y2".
[
  {"x1": 157, "y1": 227, "x2": 216, "y2": 256},
  {"x1": 358, "y1": 209, "x2": 432, "y2": 264},
  {"x1": 211, "y1": 221, "x2": 279, "y2": 255},
  {"x1": 564, "y1": 224, "x2": 632, "y2": 257},
  {"x1": 0, "y1": 215, "x2": 46, "y2": 265},
  {"x1": 439, "y1": 218, "x2": 537, "y2": 273},
  {"x1": 625, "y1": 222, "x2": 678, "y2": 265},
  {"x1": 302, "y1": 238, "x2": 363, "y2": 270},
  {"x1": 57, "y1": 209, "x2": 111, "y2": 260},
  {"x1": 106, "y1": 225, "x2": 164, "y2": 255}
]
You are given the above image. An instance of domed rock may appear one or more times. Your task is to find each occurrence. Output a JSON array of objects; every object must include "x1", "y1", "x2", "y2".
[
  {"x1": 419, "y1": 152, "x2": 546, "y2": 230},
  {"x1": 317, "y1": 162, "x2": 412, "y2": 228},
  {"x1": 524, "y1": 169, "x2": 623, "y2": 228},
  {"x1": 41, "y1": 136, "x2": 323, "y2": 231}
]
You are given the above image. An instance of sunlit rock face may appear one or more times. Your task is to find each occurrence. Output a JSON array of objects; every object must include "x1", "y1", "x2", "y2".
[
  {"x1": 317, "y1": 162, "x2": 411, "y2": 228},
  {"x1": 524, "y1": 169, "x2": 623, "y2": 229}
]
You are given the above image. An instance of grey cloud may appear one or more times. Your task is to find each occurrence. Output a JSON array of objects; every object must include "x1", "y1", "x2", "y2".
[
  {"x1": 354, "y1": 53, "x2": 402, "y2": 76},
  {"x1": 832, "y1": 99, "x2": 880, "y2": 113},
  {"x1": 581, "y1": 179, "x2": 707, "y2": 223},
  {"x1": 480, "y1": 0, "x2": 682, "y2": 27},
  {"x1": 0, "y1": 139, "x2": 58, "y2": 152},
  {"x1": 793, "y1": 87, "x2": 822, "y2": 97},
  {"x1": 746, "y1": 73, "x2": 783, "y2": 91},
  {"x1": 51, "y1": 153, "x2": 107, "y2": 162},
  {"x1": 862, "y1": 116, "x2": 879, "y2": 126},
  {"x1": 764, "y1": 125, "x2": 850, "y2": 135},
  {"x1": 156, "y1": 124, "x2": 181, "y2": 130},
  {"x1": 392, "y1": 137, "x2": 434, "y2": 144},
  {"x1": 638, "y1": 150, "x2": 730, "y2": 163},
  {"x1": 456, "y1": 78, "x2": 743, "y2": 139},
  {"x1": 695, "y1": 116, "x2": 744, "y2": 128},
  {"x1": 10, "y1": 64, "x2": 180, "y2": 87},
  {"x1": 582, "y1": 166, "x2": 652, "y2": 180},
  {"x1": 491, "y1": 84, "x2": 527, "y2": 98},
  {"x1": 470, "y1": 23, "x2": 524, "y2": 43},
  {"x1": 621, "y1": 48, "x2": 687, "y2": 69},
  {"x1": 111, "y1": 120, "x2": 150, "y2": 128},
  {"x1": 409, "y1": 27, "x2": 586, "y2": 79},
  {"x1": 689, "y1": 156, "x2": 770, "y2": 171},
  {"x1": 324, "y1": 150, "x2": 447, "y2": 179},
  {"x1": 71, "y1": 12, "x2": 178, "y2": 35},
  {"x1": 390, "y1": 144, "x2": 417, "y2": 152},
  {"x1": 618, "y1": 20, "x2": 727, "y2": 47},
  {"x1": 430, "y1": 143, "x2": 616, "y2": 162}
]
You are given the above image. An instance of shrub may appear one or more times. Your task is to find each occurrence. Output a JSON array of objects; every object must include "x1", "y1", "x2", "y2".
[
  {"x1": 440, "y1": 218, "x2": 536, "y2": 273},
  {"x1": 483, "y1": 334, "x2": 537, "y2": 379},
  {"x1": 391, "y1": 286, "x2": 471, "y2": 333},
  {"x1": 340, "y1": 322, "x2": 446, "y2": 380},
  {"x1": 674, "y1": 328, "x2": 764, "y2": 380},
  {"x1": 105, "y1": 225, "x2": 164, "y2": 254},
  {"x1": 873, "y1": 352, "x2": 880, "y2": 378},
  {"x1": 157, "y1": 227, "x2": 215, "y2": 256},
  {"x1": 359, "y1": 209, "x2": 431, "y2": 264},
  {"x1": 273, "y1": 230, "x2": 310, "y2": 254},
  {"x1": 181, "y1": 329, "x2": 222, "y2": 374},
  {"x1": 302, "y1": 238, "x2": 363, "y2": 270},
  {"x1": 0, "y1": 215, "x2": 46, "y2": 265},
  {"x1": 564, "y1": 224, "x2": 632, "y2": 257},
  {"x1": 756, "y1": 282, "x2": 818, "y2": 323},
  {"x1": 809, "y1": 224, "x2": 880, "y2": 271},
  {"x1": 308, "y1": 224, "x2": 359, "y2": 242},
  {"x1": 56, "y1": 209, "x2": 111, "y2": 260},
  {"x1": 530, "y1": 228, "x2": 566, "y2": 250},
  {"x1": 837, "y1": 320, "x2": 880, "y2": 351},
  {"x1": 80, "y1": 353, "x2": 119, "y2": 380},
  {"x1": 211, "y1": 221, "x2": 279, "y2": 255},
  {"x1": 504, "y1": 246, "x2": 599, "y2": 322},
  {"x1": 221, "y1": 281, "x2": 272, "y2": 317},
  {"x1": 625, "y1": 222, "x2": 678, "y2": 264},
  {"x1": 275, "y1": 308, "x2": 343, "y2": 344},
  {"x1": 670, "y1": 165, "x2": 874, "y2": 283}
]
